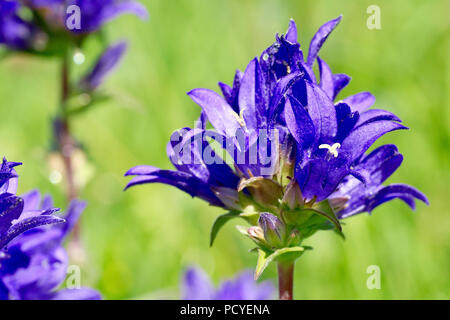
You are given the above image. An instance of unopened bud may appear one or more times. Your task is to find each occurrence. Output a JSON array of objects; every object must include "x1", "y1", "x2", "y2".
[{"x1": 258, "y1": 212, "x2": 285, "y2": 247}]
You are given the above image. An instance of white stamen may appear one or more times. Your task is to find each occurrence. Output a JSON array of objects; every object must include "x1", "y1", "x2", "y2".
[
  {"x1": 232, "y1": 109, "x2": 246, "y2": 128},
  {"x1": 319, "y1": 143, "x2": 341, "y2": 158}
]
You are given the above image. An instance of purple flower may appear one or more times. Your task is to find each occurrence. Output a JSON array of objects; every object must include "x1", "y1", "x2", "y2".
[
  {"x1": 65, "y1": 0, "x2": 149, "y2": 33},
  {"x1": 182, "y1": 267, "x2": 274, "y2": 300},
  {"x1": 0, "y1": 191, "x2": 101, "y2": 300},
  {"x1": 126, "y1": 17, "x2": 428, "y2": 277},
  {"x1": 0, "y1": 1, "x2": 37, "y2": 50},
  {"x1": 0, "y1": 158, "x2": 63, "y2": 250},
  {"x1": 0, "y1": 0, "x2": 147, "y2": 51}
]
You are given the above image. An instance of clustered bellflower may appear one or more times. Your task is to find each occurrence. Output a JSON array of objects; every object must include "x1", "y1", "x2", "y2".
[
  {"x1": 0, "y1": 158, "x2": 100, "y2": 300},
  {"x1": 182, "y1": 267, "x2": 274, "y2": 300},
  {"x1": 125, "y1": 15, "x2": 429, "y2": 290},
  {"x1": 0, "y1": 158, "x2": 62, "y2": 250},
  {"x1": 0, "y1": 0, "x2": 147, "y2": 52}
]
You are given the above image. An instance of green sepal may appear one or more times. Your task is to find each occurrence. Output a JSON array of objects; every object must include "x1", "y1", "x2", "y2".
[
  {"x1": 254, "y1": 246, "x2": 306, "y2": 280},
  {"x1": 210, "y1": 211, "x2": 241, "y2": 246},
  {"x1": 299, "y1": 200, "x2": 342, "y2": 232}
]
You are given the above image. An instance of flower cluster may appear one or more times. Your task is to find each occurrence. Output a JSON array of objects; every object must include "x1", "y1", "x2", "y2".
[
  {"x1": 0, "y1": 159, "x2": 100, "y2": 300},
  {"x1": 182, "y1": 266, "x2": 274, "y2": 300},
  {"x1": 0, "y1": 158, "x2": 63, "y2": 250},
  {"x1": 0, "y1": 0, "x2": 147, "y2": 52},
  {"x1": 126, "y1": 17, "x2": 428, "y2": 277}
]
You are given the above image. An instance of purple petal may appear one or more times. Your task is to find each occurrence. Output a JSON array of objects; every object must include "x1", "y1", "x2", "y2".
[
  {"x1": 0, "y1": 215, "x2": 64, "y2": 249},
  {"x1": 356, "y1": 109, "x2": 402, "y2": 127},
  {"x1": 195, "y1": 111, "x2": 208, "y2": 129},
  {"x1": 341, "y1": 120, "x2": 408, "y2": 162},
  {"x1": 298, "y1": 156, "x2": 351, "y2": 201},
  {"x1": 285, "y1": 19, "x2": 298, "y2": 43},
  {"x1": 182, "y1": 267, "x2": 215, "y2": 300},
  {"x1": 188, "y1": 89, "x2": 241, "y2": 137},
  {"x1": 80, "y1": 41, "x2": 128, "y2": 91},
  {"x1": 238, "y1": 58, "x2": 267, "y2": 129},
  {"x1": 303, "y1": 81, "x2": 337, "y2": 144},
  {"x1": 284, "y1": 95, "x2": 315, "y2": 150},
  {"x1": 166, "y1": 129, "x2": 239, "y2": 189},
  {"x1": 335, "y1": 102, "x2": 360, "y2": 142},
  {"x1": 317, "y1": 57, "x2": 334, "y2": 99},
  {"x1": 357, "y1": 145, "x2": 403, "y2": 186},
  {"x1": 21, "y1": 190, "x2": 41, "y2": 212},
  {"x1": 0, "y1": 194, "x2": 24, "y2": 235},
  {"x1": 343, "y1": 92, "x2": 376, "y2": 113},
  {"x1": 124, "y1": 170, "x2": 223, "y2": 207},
  {"x1": 267, "y1": 71, "x2": 304, "y2": 123},
  {"x1": 60, "y1": 200, "x2": 86, "y2": 237},
  {"x1": 369, "y1": 184, "x2": 429, "y2": 210},
  {"x1": 125, "y1": 165, "x2": 159, "y2": 176},
  {"x1": 218, "y1": 69, "x2": 243, "y2": 113},
  {"x1": 307, "y1": 15, "x2": 342, "y2": 67},
  {"x1": 50, "y1": 288, "x2": 101, "y2": 300},
  {"x1": 332, "y1": 73, "x2": 351, "y2": 100},
  {"x1": 215, "y1": 271, "x2": 275, "y2": 300}
]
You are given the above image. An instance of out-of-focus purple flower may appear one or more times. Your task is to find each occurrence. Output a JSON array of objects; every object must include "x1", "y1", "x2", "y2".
[
  {"x1": 0, "y1": 158, "x2": 63, "y2": 250},
  {"x1": 182, "y1": 267, "x2": 274, "y2": 300},
  {"x1": 0, "y1": 0, "x2": 147, "y2": 51},
  {"x1": 0, "y1": 191, "x2": 101, "y2": 300},
  {"x1": 65, "y1": 0, "x2": 149, "y2": 33},
  {"x1": 79, "y1": 41, "x2": 127, "y2": 91},
  {"x1": 27, "y1": 0, "x2": 148, "y2": 34},
  {"x1": 0, "y1": 1, "x2": 36, "y2": 50}
]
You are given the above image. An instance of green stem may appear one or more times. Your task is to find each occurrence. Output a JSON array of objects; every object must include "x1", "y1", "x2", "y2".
[
  {"x1": 58, "y1": 52, "x2": 80, "y2": 241},
  {"x1": 277, "y1": 261, "x2": 294, "y2": 300}
]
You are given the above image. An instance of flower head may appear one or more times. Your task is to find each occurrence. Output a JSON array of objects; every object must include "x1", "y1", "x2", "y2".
[
  {"x1": 0, "y1": 0, "x2": 147, "y2": 52},
  {"x1": 0, "y1": 191, "x2": 100, "y2": 300},
  {"x1": 182, "y1": 266, "x2": 274, "y2": 300},
  {"x1": 126, "y1": 17, "x2": 428, "y2": 278},
  {"x1": 0, "y1": 158, "x2": 63, "y2": 250}
]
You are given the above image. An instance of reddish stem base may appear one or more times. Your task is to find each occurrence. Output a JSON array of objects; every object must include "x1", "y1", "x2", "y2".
[{"x1": 278, "y1": 262, "x2": 294, "y2": 300}]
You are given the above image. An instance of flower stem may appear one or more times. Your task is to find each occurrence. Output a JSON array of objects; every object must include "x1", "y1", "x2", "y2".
[
  {"x1": 277, "y1": 261, "x2": 294, "y2": 300},
  {"x1": 58, "y1": 52, "x2": 80, "y2": 240}
]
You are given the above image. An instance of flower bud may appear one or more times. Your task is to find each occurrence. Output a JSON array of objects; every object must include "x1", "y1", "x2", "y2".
[
  {"x1": 329, "y1": 196, "x2": 349, "y2": 212},
  {"x1": 258, "y1": 212, "x2": 286, "y2": 247},
  {"x1": 282, "y1": 180, "x2": 304, "y2": 210}
]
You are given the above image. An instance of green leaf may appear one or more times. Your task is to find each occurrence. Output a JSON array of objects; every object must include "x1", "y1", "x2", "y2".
[
  {"x1": 254, "y1": 246, "x2": 306, "y2": 280},
  {"x1": 301, "y1": 200, "x2": 342, "y2": 232},
  {"x1": 210, "y1": 211, "x2": 241, "y2": 246}
]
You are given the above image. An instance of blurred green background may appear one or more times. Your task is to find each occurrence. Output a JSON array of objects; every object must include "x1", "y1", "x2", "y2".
[{"x1": 0, "y1": 0, "x2": 448, "y2": 299}]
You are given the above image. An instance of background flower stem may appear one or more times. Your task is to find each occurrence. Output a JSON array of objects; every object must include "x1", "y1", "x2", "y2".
[
  {"x1": 277, "y1": 261, "x2": 294, "y2": 300},
  {"x1": 57, "y1": 51, "x2": 80, "y2": 242}
]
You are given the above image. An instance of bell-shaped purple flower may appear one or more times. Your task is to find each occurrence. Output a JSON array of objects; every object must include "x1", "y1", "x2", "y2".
[
  {"x1": 0, "y1": 0, "x2": 147, "y2": 52},
  {"x1": 0, "y1": 191, "x2": 101, "y2": 300},
  {"x1": 258, "y1": 212, "x2": 285, "y2": 248},
  {"x1": 182, "y1": 266, "x2": 274, "y2": 300},
  {"x1": 0, "y1": 158, "x2": 63, "y2": 250}
]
